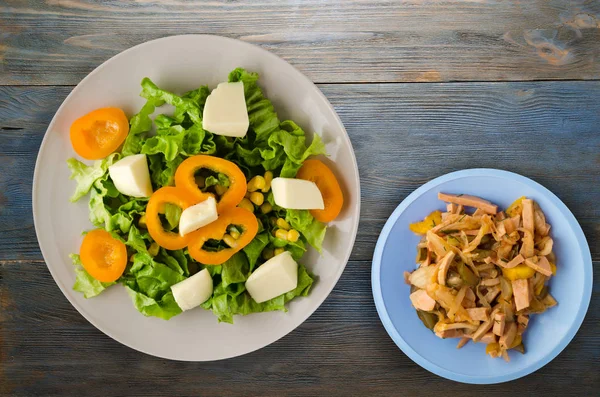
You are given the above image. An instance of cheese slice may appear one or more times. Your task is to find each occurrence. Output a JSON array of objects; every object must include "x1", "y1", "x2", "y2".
[
  {"x1": 245, "y1": 251, "x2": 298, "y2": 303},
  {"x1": 271, "y1": 178, "x2": 325, "y2": 210},
  {"x1": 178, "y1": 196, "x2": 218, "y2": 236},
  {"x1": 108, "y1": 154, "x2": 153, "y2": 198},
  {"x1": 202, "y1": 82, "x2": 249, "y2": 137},
  {"x1": 171, "y1": 269, "x2": 213, "y2": 311}
]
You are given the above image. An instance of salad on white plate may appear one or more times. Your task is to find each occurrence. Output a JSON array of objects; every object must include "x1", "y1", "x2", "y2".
[{"x1": 67, "y1": 68, "x2": 344, "y2": 323}]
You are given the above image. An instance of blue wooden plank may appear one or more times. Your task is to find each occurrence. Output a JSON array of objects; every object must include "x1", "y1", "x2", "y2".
[
  {"x1": 0, "y1": 259, "x2": 598, "y2": 395},
  {"x1": 1, "y1": 82, "x2": 598, "y2": 261},
  {"x1": 1, "y1": 0, "x2": 599, "y2": 84}
]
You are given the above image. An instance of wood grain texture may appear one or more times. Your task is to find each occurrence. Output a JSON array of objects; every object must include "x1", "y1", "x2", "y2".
[
  {"x1": 1, "y1": 0, "x2": 600, "y2": 85},
  {"x1": 1, "y1": 83, "x2": 598, "y2": 261},
  {"x1": 1, "y1": 259, "x2": 599, "y2": 396}
]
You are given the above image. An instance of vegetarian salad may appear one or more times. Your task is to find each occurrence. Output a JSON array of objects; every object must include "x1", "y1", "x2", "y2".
[
  {"x1": 406, "y1": 193, "x2": 557, "y2": 361},
  {"x1": 67, "y1": 68, "x2": 344, "y2": 323}
]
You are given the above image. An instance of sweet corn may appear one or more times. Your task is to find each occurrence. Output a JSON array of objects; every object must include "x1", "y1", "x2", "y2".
[
  {"x1": 148, "y1": 242, "x2": 160, "y2": 257},
  {"x1": 275, "y1": 229, "x2": 289, "y2": 240},
  {"x1": 215, "y1": 184, "x2": 228, "y2": 196},
  {"x1": 238, "y1": 198, "x2": 254, "y2": 212},
  {"x1": 247, "y1": 176, "x2": 266, "y2": 192},
  {"x1": 223, "y1": 234, "x2": 237, "y2": 248},
  {"x1": 276, "y1": 218, "x2": 291, "y2": 230},
  {"x1": 245, "y1": 191, "x2": 252, "y2": 199},
  {"x1": 260, "y1": 202, "x2": 273, "y2": 214},
  {"x1": 269, "y1": 217, "x2": 277, "y2": 226},
  {"x1": 129, "y1": 254, "x2": 136, "y2": 262},
  {"x1": 195, "y1": 175, "x2": 206, "y2": 188},
  {"x1": 262, "y1": 248, "x2": 274, "y2": 260},
  {"x1": 274, "y1": 247, "x2": 285, "y2": 256},
  {"x1": 249, "y1": 192, "x2": 264, "y2": 206},
  {"x1": 138, "y1": 214, "x2": 147, "y2": 229},
  {"x1": 287, "y1": 229, "x2": 300, "y2": 243},
  {"x1": 261, "y1": 171, "x2": 273, "y2": 193},
  {"x1": 229, "y1": 229, "x2": 241, "y2": 240}
]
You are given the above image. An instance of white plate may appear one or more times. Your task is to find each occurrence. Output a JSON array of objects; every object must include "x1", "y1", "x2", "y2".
[{"x1": 33, "y1": 35, "x2": 360, "y2": 361}]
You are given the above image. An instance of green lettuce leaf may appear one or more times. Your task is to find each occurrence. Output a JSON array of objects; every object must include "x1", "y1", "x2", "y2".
[
  {"x1": 67, "y1": 153, "x2": 120, "y2": 202},
  {"x1": 242, "y1": 232, "x2": 270, "y2": 271},
  {"x1": 125, "y1": 287, "x2": 182, "y2": 320},
  {"x1": 70, "y1": 254, "x2": 114, "y2": 298},
  {"x1": 122, "y1": 99, "x2": 160, "y2": 156},
  {"x1": 286, "y1": 209, "x2": 327, "y2": 253}
]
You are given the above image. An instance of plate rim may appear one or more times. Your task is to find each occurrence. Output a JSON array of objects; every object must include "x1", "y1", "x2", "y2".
[
  {"x1": 32, "y1": 34, "x2": 361, "y2": 361},
  {"x1": 371, "y1": 168, "x2": 593, "y2": 384}
]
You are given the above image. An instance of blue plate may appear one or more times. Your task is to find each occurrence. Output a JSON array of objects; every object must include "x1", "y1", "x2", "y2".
[{"x1": 371, "y1": 169, "x2": 593, "y2": 384}]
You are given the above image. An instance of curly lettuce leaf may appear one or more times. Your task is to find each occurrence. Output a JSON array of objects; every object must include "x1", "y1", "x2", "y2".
[
  {"x1": 67, "y1": 153, "x2": 120, "y2": 202},
  {"x1": 125, "y1": 287, "x2": 182, "y2": 320},
  {"x1": 122, "y1": 99, "x2": 160, "y2": 156},
  {"x1": 70, "y1": 254, "x2": 114, "y2": 298},
  {"x1": 286, "y1": 209, "x2": 327, "y2": 253}
]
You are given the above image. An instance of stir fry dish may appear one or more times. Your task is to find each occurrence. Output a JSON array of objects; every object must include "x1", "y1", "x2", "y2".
[{"x1": 406, "y1": 193, "x2": 558, "y2": 361}]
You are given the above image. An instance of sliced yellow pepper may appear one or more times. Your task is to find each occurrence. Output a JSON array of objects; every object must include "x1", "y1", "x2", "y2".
[
  {"x1": 409, "y1": 210, "x2": 443, "y2": 235},
  {"x1": 509, "y1": 334, "x2": 522, "y2": 349},
  {"x1": 550, "y1": 261, "x2": 557, "y2": 275},
  {"x1": 502, "y1": 264, "x2": 536, "y2": 281},
  {"x1": 506, "y1": 196, "x2": 526, "y2": 217},
  {"x1": 486, "y1": 342, "x2": 500, "y2": 356}
]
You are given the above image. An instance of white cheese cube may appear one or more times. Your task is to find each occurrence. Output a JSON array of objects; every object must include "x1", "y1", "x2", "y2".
[
  {"x1": 171, "y1": 268, "x2": 213, "y2": 311},
  {"x1": 245, "y1": 251, "x2": 298, "y2": 303},
  {"x1": 178, "y1": 196, "x2": 218, "y2": 236},
  {"x1": 202, "y1": 82, "x2": 249, "y2": 137},
  {"x1": 108, "y1": 154, "x2": 153, "y2": 198},
  {"x1": 271, "y1": 178, "x2": 325, "y2": 210}
]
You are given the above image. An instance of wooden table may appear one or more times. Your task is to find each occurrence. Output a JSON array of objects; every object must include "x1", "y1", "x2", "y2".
[{"x1": 1, "y1": 1, "x2": 599, "y2": 395}]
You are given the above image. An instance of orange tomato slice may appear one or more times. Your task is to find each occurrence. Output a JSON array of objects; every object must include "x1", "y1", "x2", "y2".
[
  {"x1": 296, "y1": 159, "x2": 344, "y2": 223},
  {"x1": 146, "y1": 187, "x2": 196, "y2": 250},
  {"x1": 70, "y1": 107, "x2": 129, "y2": 160},
  {"x1": 175, "y1": 155, "x2": 247, "y2": 214},
  {"x1": 187, "y1": 207, "x2": 258, "y2": 265},
  {"x1": 79, "y1": 229, "x2": 128, "y2": 282}
]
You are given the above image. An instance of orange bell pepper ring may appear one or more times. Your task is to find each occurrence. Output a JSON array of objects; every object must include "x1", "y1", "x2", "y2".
[
  {"x1": 146, "y1": 187, "x2": 196, "y2": 250},
  {"x1": 187, "y1": 207, "x2": 259, "y2": 265},
  {"x1": 296, "y1": 159, "x2": 344, "y2": 223},
  {"x1": 80, "y1": 229, "x2": 128, "y2": 282},
  {"x1": 174, "y1": 155, "x2": 247, "y2": 213},
  {"x1": 70, "y1": 107, "x2": 129, "y2": 160}
]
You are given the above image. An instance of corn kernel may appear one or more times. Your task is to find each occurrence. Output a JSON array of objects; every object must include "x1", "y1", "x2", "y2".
[
  {"x1": 195, "y1": 175, "x2": 206, "y2": 188},
  {"x1": 269, "y1": 217, "x2": 277, "y2": 226},
  {"x1": 148, "y1": 242, "x2": 160, "y2": 257},
  {"x1": 249, "y1": 192, "x2": 264, "y2": 206},
  {"x1": 261, "y1": 171, "x2": 273, "y2": 192},
  {"x1": 275, "y1": 229, "x2": 289, "y2": 240},
  {"x1": 245, "y1": 191, "x2": 252, "y2": 199},
  {"x1": 274, "y1": 248, "x2": 285, "y2": 256},
  {"x1": 129, "y1": 254, "x2": 136, "y2": 262},
  {"x1": 247, "y1": 176, "x2": 266, "y2": 192},
  {"x1": 138, "y1": 214, "x2": 147, "y2": 229},
  {"x1": 238, "y1": 198, "x2": 254, "y2": 212},
  {"x1": 223, "y1": 234, "x2": 237, "y2": 248},
  {"x1": 277, "y1": 218, "x2": 291, "y2": 230},
  {"x1": 287, "y1": 229, "x2": 300, "y2": 243},
  {"x1": 262, "y1": 248, "x2": 274, "y2": 260},
  {"x1": 215, "y1": 184, "x2": 228, "y2": 196},
  {"x1": 260, "y1": 202, "x2": 273, "y2": 214},
  {"x1": 230, "y1": 229, "x2": 241, "y2": 240}
]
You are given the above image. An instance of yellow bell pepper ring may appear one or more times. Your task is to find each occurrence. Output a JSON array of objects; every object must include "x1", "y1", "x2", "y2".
[
  {"x1": 174, "y1": 155, "x2": 247, "y2": 213},
  {"x1": 146, "y1": 187, "x2": 195, "y2": 250},
  {"x1": 187, "y1": 207, "x2": 259, "y2": 265}
]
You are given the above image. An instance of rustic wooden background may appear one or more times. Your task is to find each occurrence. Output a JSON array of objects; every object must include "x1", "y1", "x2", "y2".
[{"x1": 1, "y1": 1, "x2": 599, "y2": 395}]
